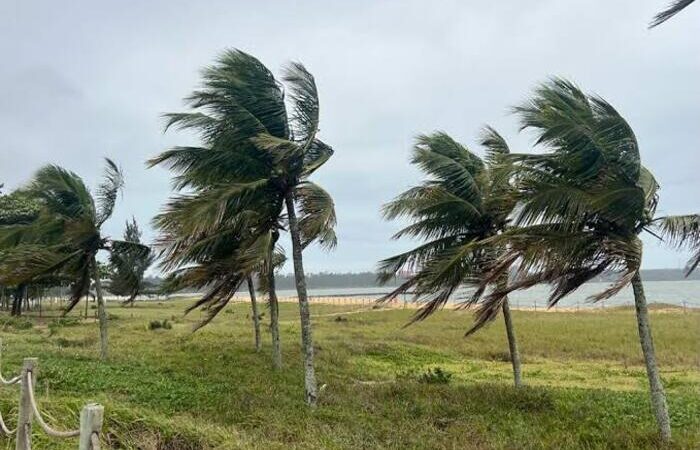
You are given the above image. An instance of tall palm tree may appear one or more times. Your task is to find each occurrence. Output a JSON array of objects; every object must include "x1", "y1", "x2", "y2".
[
  {"x1": 150, "y1": 50, "x2": 337, "y2": 406},
  {"x1": 0, "y1": 159, "x2": 147, "y2": 360},
  {"x1": 378, "y1": 129, "x2": 523, "y2": 387},
  {"x1": 469, "y1": 78, "x2": 699, "y2": 443},
  {"x1": 650, "y1": 0, "x2": 695, "y2": 27},
  {"x1": 108, "y1": 217, "x2": 154, "y2": 306}
]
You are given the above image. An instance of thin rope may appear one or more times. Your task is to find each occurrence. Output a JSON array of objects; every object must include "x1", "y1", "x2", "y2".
[
  {"x1": 0, "y1": 373, "x2": 20, "y2": 385},
  {"x1": 0, "y1": 348, "x2": 20, "y2": 385},
  {"x1": 26, "y1": 371, "x2": 80, "y2": 438},
  {"x1": 0, "y1": 409, "x2": 15, "y2": 435}
]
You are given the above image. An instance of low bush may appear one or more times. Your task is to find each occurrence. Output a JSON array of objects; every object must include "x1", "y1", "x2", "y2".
[{"x1": 148, "y1": 319, "x2": 173, "y2": 331}]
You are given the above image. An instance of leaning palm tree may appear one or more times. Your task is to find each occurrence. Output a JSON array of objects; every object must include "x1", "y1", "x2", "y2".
[
  {"x1": 0, "y1": 160, "x2": 147, "y2": 360},
  {"x1": 469, "y1": 78, "x2": 699, "y2": 443},
  {"x1": 150, "y1": 50, "x2": 337, "y2": 406},
  {"x1": 650, "y1": 0, "x2": 695, "y2": 27},
  {"x1": 378, "y1": 129, "x2": 523, "y2": 387},
  {"x1": 108, "y1": 218, "x2": 154, "y2": 306}
]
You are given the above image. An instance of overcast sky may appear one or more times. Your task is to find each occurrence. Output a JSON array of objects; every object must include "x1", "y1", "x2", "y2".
[{"x1": 1, "y1": 1, "x2": 698, "y2": 274}]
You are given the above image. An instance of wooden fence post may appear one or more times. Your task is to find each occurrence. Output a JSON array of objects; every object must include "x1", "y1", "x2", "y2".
[
  {"x1": 78, "y1": 403, "x2": 104, "y2": 450},
  {"x1": 16, "y1": 357, "x2": 37, "y2": 450}
]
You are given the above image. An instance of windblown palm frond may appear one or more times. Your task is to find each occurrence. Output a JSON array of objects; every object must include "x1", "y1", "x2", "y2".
[
  {"x1": 295, "y1": 181, "x2": 337, "y2": 250},
  {"x1": 650, "y1": 0, "x2": 695, "y2": 27},
  {"x1": 29, "y1": 165, "x2": 95, "y2": 222},
  {"x1": 653, "y1": 214, "x2": 700, "y2": 274},
  {"x1": 96, "y1": 158, "x2": 124, "y2": 226},
  {"x1": 283, "y1": 61, "x2": 319, "y2": 148}
]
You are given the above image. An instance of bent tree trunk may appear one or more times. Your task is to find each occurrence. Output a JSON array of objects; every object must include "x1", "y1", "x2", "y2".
[
  {"x1": 284, "y1": 192, "x2": 318, "y2": 407},
  {"x1": 92, "y1": 256, "x2": 109, "y2": 361},
  {"x1": 631, "y1": 270, "x2": 671, "y2": 443},
  {"x1": 247, "y1": 276, "x2": 262, "y2": 352},
  {"x1": 501, "y1": 297, "x2": 522, "y2": 388},
  {"x1": 267, "y1": 238, "x2": 282, "y2": 369}
]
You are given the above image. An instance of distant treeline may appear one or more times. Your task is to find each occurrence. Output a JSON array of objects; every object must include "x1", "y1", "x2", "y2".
[
  {"x1": 269, "y1": 269, "x2": 699, "y2": 289},
  {"x1": 147, "y1": 269, "x2": 698, "y2": 293}
]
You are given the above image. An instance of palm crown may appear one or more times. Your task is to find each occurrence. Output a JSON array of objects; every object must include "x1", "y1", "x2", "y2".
[
  {"x1": 378, "y1": 128, "x2": 515, "y2": 321},
  {"x1": 150, "y1": 49, "x2": 337, "y2": 327},
  {"x1": 470, "y1": 78, "x2": 699, "y2": 330}
]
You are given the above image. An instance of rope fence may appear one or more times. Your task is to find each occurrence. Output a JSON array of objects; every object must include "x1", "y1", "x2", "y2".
[{"x1": 0, "y1": 339, "x2": 103, "y2": 449}]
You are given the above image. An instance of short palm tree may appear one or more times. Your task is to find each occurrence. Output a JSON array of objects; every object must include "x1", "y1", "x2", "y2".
[
  {"x1": 0, "y1": 159, "x2": 147, "y2": 360},
  {"x1": 378, "y1": 129, "x2": 523, "y2": 387},
  {"x1": 650, "y1": 0, "x2": 695, "y2": 27},
  {"x1": 150, "y1": 49, "x2": 337, "y2": 406},
  {"x1": 108, "y1": 218, "x2": 154, "y2": 306},
  {"x1": 470, "y1": 78, "x2": 699, "y2": 443}
]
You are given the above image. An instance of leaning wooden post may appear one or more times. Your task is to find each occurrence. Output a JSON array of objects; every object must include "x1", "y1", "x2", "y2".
[
  {"x1": 16, "y1": 358, "x2": 37, "y2": 450},
  {"x1": 78, "y1": 403, "x2": 104, "y2": 450}
]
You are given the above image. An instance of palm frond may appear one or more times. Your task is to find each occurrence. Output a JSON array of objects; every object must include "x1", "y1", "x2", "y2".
[
  {"x1": 29, "y1": 165, "x2": 95, "y2": 221},
  {"x1": 649, "y1": 0, "x2": 695, "y2": 27},
  {"x1": 96, "y1": 158, "x2": 124, "y2": 226},
  {"x1": 653, "y1": 214, "x2": 700, "y2": 274},
  {"x1": 282, "y1": 61, "x2": 319, "y2": 149},
  {"x1": 294, "y1": 181, "x2": 337, "y2": 250}
]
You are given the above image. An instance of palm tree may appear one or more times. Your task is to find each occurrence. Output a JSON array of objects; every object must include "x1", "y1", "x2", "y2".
[
  {"x1": 378, "y1": 129, "x2": 523, "y2": 387},
  {"x1": 469, "y1": 78, "x2": 699, "y2": 443},
  {"x1": 650, "y1": 0, "x2": 695, "y2": 27},
  {"x1": 108, "y1": 218, "x2": 154, "y2": 306},
  {"x1": 150, "y1": 50, "x2": 337, "y2": 405},
  {"x1": 0, "y1": 160, "x2": 146, "y2": 360}
]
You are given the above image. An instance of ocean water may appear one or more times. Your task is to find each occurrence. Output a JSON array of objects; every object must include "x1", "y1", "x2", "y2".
[{"x1": 254, "y1": 280, "x2": 700, "y2": 309}]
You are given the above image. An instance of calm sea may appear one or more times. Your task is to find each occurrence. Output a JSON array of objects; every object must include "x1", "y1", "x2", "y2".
[{"x1": 259, "y1": 280, "x2": 700, "y2": 309}]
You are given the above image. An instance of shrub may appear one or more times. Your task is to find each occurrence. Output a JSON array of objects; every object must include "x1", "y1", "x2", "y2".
[
  {"x1": 1, "y1": 317, "x2": 34, "y2": 331},
  {"x1": 48, "y1": 317, "x2": 81, "y2": 336},
  {"x1": 149, "y1": 319, "x2": 172, "y2": 330},
  {"x1": 418, "y1": 367, "x2": 452, "y2": 385}
]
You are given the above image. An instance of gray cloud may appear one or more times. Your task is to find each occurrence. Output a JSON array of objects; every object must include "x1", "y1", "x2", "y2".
[{"x1": 1, "y1": 0, "x2": 698, "y2": 273}]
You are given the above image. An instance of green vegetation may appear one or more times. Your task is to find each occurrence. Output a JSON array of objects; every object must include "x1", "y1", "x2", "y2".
[
  {"x1": 0, "y1": 300, "x2": 697, "y2": 449},
  {"x1": 150, "y1": 49, "x2": 338, "y2": 405}
]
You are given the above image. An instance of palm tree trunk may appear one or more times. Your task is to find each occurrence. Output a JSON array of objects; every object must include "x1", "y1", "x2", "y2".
[
  {"x1": 247, "y1": 276, "x2": 262, "y2": 352},
  {"x1": 501, "y1": 297, "x2": 522, "y2": 388},
  {"x1": 284, "y1": 192, "x2": 318, "y2": 407},
  {"x1": 267, "y1": 237, "x2": 282, "y2": 369},
  {"x1": 92, "y1": 256, "x2": 109, "y2": 361},
  {"x1": 631, "y1": 270, "x2": 671, "y2": 443}
]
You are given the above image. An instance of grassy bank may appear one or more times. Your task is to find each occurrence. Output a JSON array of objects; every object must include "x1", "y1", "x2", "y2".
[{"x1": 0, "y1": 299, "x2": 698, "y2": 449}]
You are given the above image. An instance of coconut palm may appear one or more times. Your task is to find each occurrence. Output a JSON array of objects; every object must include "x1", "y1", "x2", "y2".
[
  {"x1": 378, "y1": 129, "x2": 523, "y2": 387},
  {"x1": 108, "y1": 218, "x2": 154, "y2": 306},
  {"x1": 150, "y1": 49, "x2": 337, "y2": 406},
  {"x1": 0, "y1": 160, "x2": 147, "y2": 360},
  {"x1": 650, "y1": 0, "x2": 695, "y2": 27},
  {"x1": 469, "y1": 78, "x2": 699, "y2": 442}
]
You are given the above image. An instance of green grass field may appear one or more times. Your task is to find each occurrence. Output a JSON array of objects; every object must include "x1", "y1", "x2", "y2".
[{"x1": 0, "y1": 299, "x2": 698, "y2": 449}]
